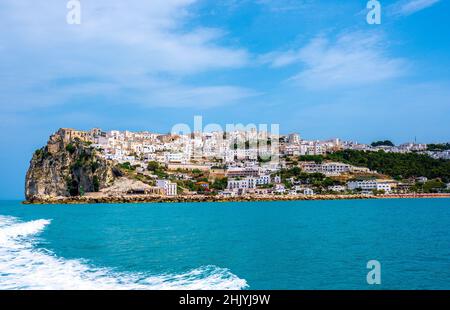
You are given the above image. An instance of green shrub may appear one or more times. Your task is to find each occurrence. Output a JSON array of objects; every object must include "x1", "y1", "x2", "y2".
[
  {"x1": 93, "y1": 176, "x2": 100, "y2": 192},
  {"x1": 79, "y1": 185, "x2": 85, "y2": 196},
  {"x1": 66, "y1": 143, "x2": 76, "y2": 154},
  {"x1": 66, "y1": 178, "x2": 79, "y2": 196},
  {"x1": 147, "y1": 161, "x2": 160, "y2": 171},
  {"x1": 119, "y1": 162, "x2": 135, "y2": 171},
  {"x1": 91, "y1": 161, "x2": 100, "y2": 172}
]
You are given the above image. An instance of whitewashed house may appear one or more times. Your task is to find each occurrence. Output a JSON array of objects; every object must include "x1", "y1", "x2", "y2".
[{"x1": 156, "y1": 180, "x2": 177, "y2": 196}]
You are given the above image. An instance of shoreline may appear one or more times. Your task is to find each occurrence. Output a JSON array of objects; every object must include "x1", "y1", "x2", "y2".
[{"x1": 22, "y1": 193, "x2": 450, "y2": 205}]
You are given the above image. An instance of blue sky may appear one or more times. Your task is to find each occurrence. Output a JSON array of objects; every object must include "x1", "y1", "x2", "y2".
[{"x1": 0, "y1": 0, "x2": 449, "y2": 199}]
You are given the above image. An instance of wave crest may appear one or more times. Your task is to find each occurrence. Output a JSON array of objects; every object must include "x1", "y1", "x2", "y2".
[{"x1": 0, "y1": 215, "x2": 248, "y2": 290}]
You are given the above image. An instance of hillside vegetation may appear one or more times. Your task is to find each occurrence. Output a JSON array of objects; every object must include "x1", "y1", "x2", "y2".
[{"x1": 300, "y1": 150, "x2": 450, "y2": 182}]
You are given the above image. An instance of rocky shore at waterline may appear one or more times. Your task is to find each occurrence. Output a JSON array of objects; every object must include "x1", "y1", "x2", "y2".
[{"x1": 23, "y1": 193, "x2": 450, "y2": 205}]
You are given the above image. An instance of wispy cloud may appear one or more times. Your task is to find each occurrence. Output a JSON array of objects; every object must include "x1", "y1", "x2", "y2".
[
  {"x1": 0, "y1": 0, "x2": 254, "y2": 111},
  {"x1": 390, "y1": 0, "x2": 441, "y2": 16},
  {"x1": 261, "y1": 31, "x2": 407, "y2": 90},
  {"x1": 255, "y1": 0, "x2": 311, "y2": 12},
  {"x1": 138, "y1": 85, "x2": 260, "y2": 108}
]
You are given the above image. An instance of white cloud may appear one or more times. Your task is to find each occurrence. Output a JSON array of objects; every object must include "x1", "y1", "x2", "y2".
[
  {"x1": 262, "y1": 31, "x2": 407, "y2": 89},
  {"x1": 1, "y1": 0, "x2": 248, "y2": 74},
  {"x1": 0, "y1": 74, "x2": 259, "y2": 112},
  {"x1": 0, "y1": 0, "x2": 253, "y2": 110},
  {"x1": 390, "y1": 0, "x2": 441, "y2": 16},
  {"x1": 140, "y1": 85, "x2": 260, "y2": 108}
]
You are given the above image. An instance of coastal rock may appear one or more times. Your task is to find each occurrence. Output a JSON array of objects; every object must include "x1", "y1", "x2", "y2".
[
  {"x1": 22, "y1": 192, "x2": 450, "y2": 205},
  {"x1": 25, "y1": 129, "x2": 118, "y2": 200}
]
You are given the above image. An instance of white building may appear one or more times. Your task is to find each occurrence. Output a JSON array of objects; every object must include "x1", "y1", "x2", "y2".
[
  {"x1": 303, "y1": 143, "x2": 324, "y2": 155},
  {"x1": 226, "y1": 167, "x2": 260, "y2": 178},
  {"x1": 219, "y1": 190, "x2": 237, "y2": 197},
  {"x1": 300, "y1": 162, "x2": 371, "y2": 176},
  {"x1": 288, "y1": 133, "x2": 300, "y2": 144},
  {"x1": 227, "y1": 178, "x2": 256, "y2": 191},
  {"x1": 416, "y1": 177, "x2": 428, "y2": 184},
  {"x1": 273, "y1": 175, "x2": 281, "y2": 184},
  {"x1": 302, "y1": 188, "x2": 314, "y2": 195},
  {"x1": 274, "y1": 184, "x2": 286, "y2": 194},
  {"x1": 292, "y1": 185, "x2": 314, "y2": 195},
  {"x1": 283, "y1": 145, "x2": 301, "y2": 156},
  {"x1": 399, "y1": 143, "x2": 427, "y2": 152},
  {"x1": 328, "y1": 185, "x2": 346, "y2": 192},
  {"x1": 349, "y1": 166, "x2": 371, "y2": 173},
  {"x1": 347, "y1": 180, "x2": 391, "y2": 193},
  {"x1": 227, "y1": 175, "x2": 271, "y2": 191},
  {"x1": 156, "y1": 180, "x2": 177, "y2": 196},
  {"x1": 256, "y1": 175, "x2": 271, "y2": 185},
  {"x1": 164, "y1": 152, "x2": 187, "y2": 164}
]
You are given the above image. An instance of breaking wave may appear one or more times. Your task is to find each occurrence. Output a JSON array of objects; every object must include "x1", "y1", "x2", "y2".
[{"x1": 0, "y1": 215, "x2": 248, "y2": 290}]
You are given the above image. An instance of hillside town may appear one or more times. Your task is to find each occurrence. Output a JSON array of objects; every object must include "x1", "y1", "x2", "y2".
[{"x1": 48, "y1": 128, "x2": 450, "y2": 199}]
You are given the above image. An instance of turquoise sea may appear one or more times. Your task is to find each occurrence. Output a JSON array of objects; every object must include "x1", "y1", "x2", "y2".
[{"x1": 1, "y1": 199, "x2": 450, "y2": 290}]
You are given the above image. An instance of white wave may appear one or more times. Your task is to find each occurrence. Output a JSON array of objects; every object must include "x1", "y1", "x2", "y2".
[{"x1": 0, "y1": 215, "x2": 248, "y2": 290}]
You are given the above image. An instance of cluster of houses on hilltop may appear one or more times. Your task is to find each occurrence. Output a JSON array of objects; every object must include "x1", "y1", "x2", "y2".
[{"x1": 53, "y1": 128, "x2": 448, "y2": 197}]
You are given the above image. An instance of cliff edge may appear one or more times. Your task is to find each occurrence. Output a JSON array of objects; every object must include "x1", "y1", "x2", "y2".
[{"x1": 25, "y1": 129, "x2": 120, "y2": 201}]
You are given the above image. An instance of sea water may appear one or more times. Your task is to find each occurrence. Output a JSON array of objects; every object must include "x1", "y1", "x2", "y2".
[{"x1": 1, "y1": 199, "x2": 450, "y2": 289}]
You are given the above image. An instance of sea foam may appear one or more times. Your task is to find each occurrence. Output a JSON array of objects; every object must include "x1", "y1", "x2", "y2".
[{"x1": 0, "y1": 215, "x2": 248, "y2": 290}]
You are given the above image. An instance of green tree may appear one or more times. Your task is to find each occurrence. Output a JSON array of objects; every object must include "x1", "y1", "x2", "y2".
[
  {"x1": 371, "y1": 140, "x2": 395, "y2": 147},
  {"x1": 427, "y1": 143, "x2": 450, "y2": 151},
  {"x1": 298, "y1": 155, "x2": 323, "y2": 163},
  {"x1": 423, "y1": 179, "x2": 446, "y2": 193},
  {"x1": 79, "y1": 185, "x2": 85, "y2": 196},
  {"x1": 147, "y1": 161, "x2": 160, "y2": 172},
  {"x1": 212, "y1": 178, "x2": 228, "y2": 191}
]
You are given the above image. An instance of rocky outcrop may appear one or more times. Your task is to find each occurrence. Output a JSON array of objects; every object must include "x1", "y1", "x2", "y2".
[
  {"x1": 22, "y1": 193, "x2": 450, "y2": 205},
  {"x1": 25, "y1": 129, "x2": 120, "y2": 200}
]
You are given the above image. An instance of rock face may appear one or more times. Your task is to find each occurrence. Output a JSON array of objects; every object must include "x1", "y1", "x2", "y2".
[{"x1": 25, "y1": 129, "x2": 119, "y2": 200}]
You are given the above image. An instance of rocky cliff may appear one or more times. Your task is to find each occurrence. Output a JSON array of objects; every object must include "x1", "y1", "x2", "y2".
[{"x1": 25, "y1": 129, "x2": 120, "y2": 200}]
